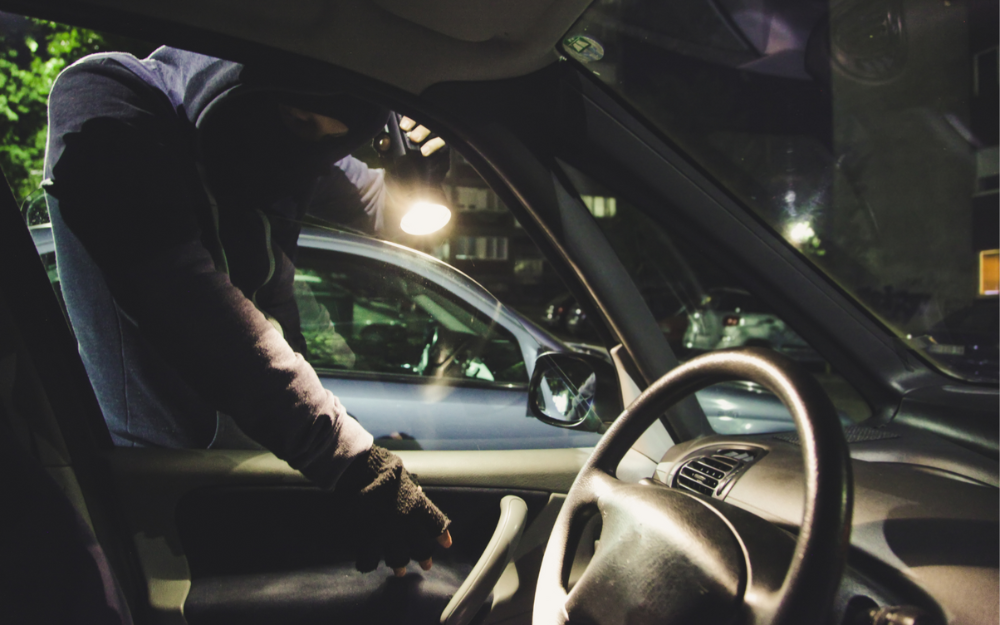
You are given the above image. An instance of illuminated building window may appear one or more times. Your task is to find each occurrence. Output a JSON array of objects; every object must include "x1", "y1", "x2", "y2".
[
  {"x1": 452, "y1": 186, "x2": 503, "y2": 212},
  {"x1": 453, "y1": 236, "x2": 509, "y2": 261},
  {"x1": 514, "y1": 258, "x2": 544, "y2": 283},
  {"x1": 980, "y1": 250, "x2": 999, "y2": 296},
  {"x1": 581, "y1": 195, "x2": 617, "y2": 218}
]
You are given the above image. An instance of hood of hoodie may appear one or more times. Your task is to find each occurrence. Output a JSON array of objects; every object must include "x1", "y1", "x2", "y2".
[
  {"x1": 44, "y1": 46, "x2": 389, "y2": 323},
  {"x1": 72, "y1": 46, "x2": 389, "y2": 209},
  {"x1": 109, "y1": 46, "x2": 388, "y2": 155}
]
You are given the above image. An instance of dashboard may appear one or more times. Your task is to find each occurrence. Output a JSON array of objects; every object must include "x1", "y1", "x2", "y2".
[{"x1": 652, "y1": 426, "x2": 999, "y2": 624}]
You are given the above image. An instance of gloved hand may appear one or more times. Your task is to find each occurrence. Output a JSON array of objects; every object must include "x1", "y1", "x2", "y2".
[
  {"x1": 398, "y1": 116, "x2": 446, "y2": 158},
  {"x1": 338, "y1": 445, "x2": 452, "y2": 576},
  {"x1": 377, "y1": 115, "x2": 451, "y2": 190}
]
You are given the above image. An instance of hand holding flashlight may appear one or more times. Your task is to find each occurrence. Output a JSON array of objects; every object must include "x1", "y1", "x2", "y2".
[{"x1": 398, "y1": 116, "x2": 447, "y2": 156}]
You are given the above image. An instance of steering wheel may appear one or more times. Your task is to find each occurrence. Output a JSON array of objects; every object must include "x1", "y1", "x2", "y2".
[
  {"x1": 423, "y1": 324, "x2": 478, "y2": 378},
  {"x1": 534, "y1": 348, "x2": 853, "y2": 625}
]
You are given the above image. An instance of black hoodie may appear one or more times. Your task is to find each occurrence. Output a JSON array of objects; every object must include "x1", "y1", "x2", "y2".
[{"x1": 42, "y1": 46, "x2": 389, "y2": 487}]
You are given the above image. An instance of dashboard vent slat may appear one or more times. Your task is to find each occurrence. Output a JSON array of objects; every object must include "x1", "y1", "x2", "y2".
[
  {"x1": 687, "y1": 461, "x2": 725, "y2": 480},
  {"x1": 700, "y1": 457, "x2": 737, "y2": 473},
  {"x1": 676, "y1": 475, "x2": 715, "y2": 496},
  {"x1": 680, "y1": 466, "x2": 720, "y2": 488},
  {"x1": 670, "y1": 447, "x2": 764, "y2": 498}
]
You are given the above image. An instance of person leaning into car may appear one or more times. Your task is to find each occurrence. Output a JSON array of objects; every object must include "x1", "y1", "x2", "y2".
[{"x1": 42, "y1": 47, "x2": 451, "y2": 575}]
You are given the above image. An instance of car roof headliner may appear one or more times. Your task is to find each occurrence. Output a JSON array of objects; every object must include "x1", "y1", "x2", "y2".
[{"x1": 75, "y1": 0, "x2": 591, "y2": 93}]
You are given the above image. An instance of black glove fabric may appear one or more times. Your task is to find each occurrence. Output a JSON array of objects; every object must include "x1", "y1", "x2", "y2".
[
  {"x1": 338, "y1": 445, "x2": 451, "y2": 573},
  {"x1": 381, "y1": 117, "x2": 451, "y2": 190}
]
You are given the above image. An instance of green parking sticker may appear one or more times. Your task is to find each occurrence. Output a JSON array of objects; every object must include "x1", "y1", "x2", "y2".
[{"x1": 563, "y1": 35, "x2": 605, "y2": 62}]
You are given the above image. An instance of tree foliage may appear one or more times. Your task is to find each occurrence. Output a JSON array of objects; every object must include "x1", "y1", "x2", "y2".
[
  {"x1": 0, "y1": 16, "x2": 155, "y2": 210},
  {"x1": 0, "y1": 18, "x2": 108, "y2": 203}
]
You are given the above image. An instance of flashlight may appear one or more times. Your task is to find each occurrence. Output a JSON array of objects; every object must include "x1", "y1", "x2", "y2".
[{"x1": 374, "y1": 114, "x2": 452, "y2": 235}]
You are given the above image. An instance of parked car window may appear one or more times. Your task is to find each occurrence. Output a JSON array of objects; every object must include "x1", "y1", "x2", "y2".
[{"x1": 293, "y1": 247, "x2": 528, "y2": 384}]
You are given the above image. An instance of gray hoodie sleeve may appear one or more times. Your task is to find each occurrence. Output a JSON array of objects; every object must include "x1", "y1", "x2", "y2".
[
  {"x1": 305, "y1": 156, "x2": 388, "y2": 234},
  {"x1": 44, "y1": 57, "x2": 372, "y2": 488},
  {"x1": 335, "y1": 156, "x2": 387, "y2": 228}
]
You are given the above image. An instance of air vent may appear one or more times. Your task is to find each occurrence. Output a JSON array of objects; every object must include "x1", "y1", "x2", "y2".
[{"x1": 671, "y1": 448, "x2": 763, "y2": 498}]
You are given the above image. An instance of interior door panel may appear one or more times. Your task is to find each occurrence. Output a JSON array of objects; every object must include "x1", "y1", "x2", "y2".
[
  {"x1": 104, "y1": 448, "x2": 592, "y2": 623},
  {"x1": 175, "y1": 486, "x2": 548, "y2": 580},
  {"x1": 177, "y1": 486, "x2": 548, "y2": 624}
]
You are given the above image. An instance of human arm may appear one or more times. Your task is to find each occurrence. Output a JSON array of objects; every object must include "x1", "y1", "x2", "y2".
[
  {"x1": 44, "y1": 56, "x2": 371, "y2": 486},
  {"x1": 46, "y1": 57, "x2": 451, "y2": 573},
  {"x1": 306, "y1": 115, "x2": 449, "y2": 236}
]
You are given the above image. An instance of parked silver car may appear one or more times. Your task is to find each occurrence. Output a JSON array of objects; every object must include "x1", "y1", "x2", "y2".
[
  {"x1": 32, "y1": 224, "x2": 823, "y2": 446},
  {"x1": 684, "y1": 287, "x2": 820, "y2": 363}
]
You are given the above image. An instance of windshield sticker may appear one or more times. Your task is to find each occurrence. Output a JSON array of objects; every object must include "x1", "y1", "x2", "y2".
[{"x1": 563, "y1": 35, "x2": 605, "y2": 63}]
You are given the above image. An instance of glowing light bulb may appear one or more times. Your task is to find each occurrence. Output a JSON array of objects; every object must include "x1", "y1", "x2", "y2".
[{"x1": 400, "y1": 202, "x2": 451, "y2": 235}]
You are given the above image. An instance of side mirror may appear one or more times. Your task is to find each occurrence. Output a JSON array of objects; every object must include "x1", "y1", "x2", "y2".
[{"x1": 528, "y1": 352, "x2": 623, "y2": 432}]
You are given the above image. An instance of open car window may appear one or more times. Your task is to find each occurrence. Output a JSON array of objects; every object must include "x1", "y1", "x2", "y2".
[
  {"x1": 293, "y1": 247, "x2": 529, "y2": 384},
  {"x1": 4, "y1": 15, "x2": 598, "y2": 452}
]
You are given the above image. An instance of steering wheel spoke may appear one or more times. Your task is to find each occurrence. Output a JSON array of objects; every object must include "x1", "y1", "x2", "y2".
[
  {"x1": 565, "y1": 480, "x2": 746, "y2": 625},
  {"x1": 535, "y1": 348, "x2": 852, "y2": 625}
]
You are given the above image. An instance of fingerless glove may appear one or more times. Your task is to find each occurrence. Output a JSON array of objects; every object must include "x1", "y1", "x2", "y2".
[{"x1": 338, "y1": 445, "x2": 451, "y2": 572}]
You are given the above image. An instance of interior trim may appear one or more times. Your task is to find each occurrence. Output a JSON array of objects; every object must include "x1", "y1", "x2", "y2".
[
  {"x1": 104, "y1": 447, "x2": 592, "y2": 622},
  {"x1": 315, "y1": 368, "x2": 528, "y2": 391}
]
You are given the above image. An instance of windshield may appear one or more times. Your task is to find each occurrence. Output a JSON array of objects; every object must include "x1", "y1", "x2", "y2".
[{"x1": 562, "y1": 0, "x2": 999, "y2": 383}]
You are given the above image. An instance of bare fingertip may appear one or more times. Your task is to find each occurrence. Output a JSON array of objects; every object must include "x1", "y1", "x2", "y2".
[
  {"x1": 398, "y1": 116, "x2": 416, "y2": 131},
  {"x1": 420, "y1": 137, "x2": 446, "y2": 156},
  {"x1": 420, "y1": 558, "x2": 433, "y2": 571},
  {"x1": 393, "y1": 567, "x2": 407, "y2": 578},
  {"x1": 406, "y1": 125, "x2": 431, "y2": 142},
  {"x1": 438, "y1": 530, "x2": 453, "y2": 549}
]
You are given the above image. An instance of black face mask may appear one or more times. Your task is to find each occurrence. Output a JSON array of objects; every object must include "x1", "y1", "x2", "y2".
[{"x1": 201, "y1": 92, "x2": 389, "y2": 211}]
